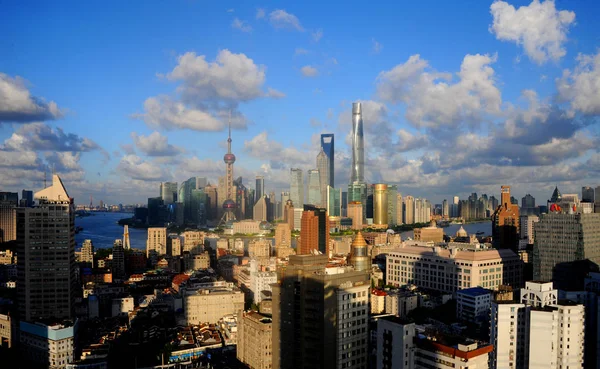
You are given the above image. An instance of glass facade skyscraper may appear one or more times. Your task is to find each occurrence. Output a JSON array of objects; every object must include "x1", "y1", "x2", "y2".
[
  {"x1": 327, "y1": 186, "x2": 341, "y2": 217},
  {"x1": 350, "y1": 103, "x2": 364, "y2": 184},
  {"x1": 290, "y1": 168, "x2": 304, "y2": 208},
  {"x1": 307, "y1": 169, "x2": 321, "y2": 206},
  {"x1": 320, "y1": 134, "x2": 334, "y2": 187}
]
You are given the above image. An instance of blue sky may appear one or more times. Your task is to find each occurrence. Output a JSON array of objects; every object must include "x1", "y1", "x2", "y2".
[{"x1": 1, "y1": 0, "x2": 599, "y2": 205}]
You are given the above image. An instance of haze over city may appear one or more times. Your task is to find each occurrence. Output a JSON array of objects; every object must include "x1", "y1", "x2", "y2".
[{"x1": 1, "y1": 0, "x2": 600, "y2": 205}]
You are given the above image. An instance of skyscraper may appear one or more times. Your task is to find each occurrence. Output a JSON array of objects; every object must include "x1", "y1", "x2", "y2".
[
  {"x1": 326, "y1": 186, "x2": 341, "y2": 217},
  {"x1": 316, "y1": 149, "x2": 329, "y2": 208},
  {"x1": 373, "y1": 184, "x2": 388, "y2": 226},
  {"x1": 272, "y1": 254, "x2": 369, "y2": 369},
  {"x1": 350, "y1": 102, "x2": 364, "y2": 183},
  {"x1": 307, "y1": 169, "x2": 321, "y2": 206},
  {"x1": 442, "y1": 199, "x2": 449, "y2": 218},
  {"x1": 404, "y1": 195, "x2": 415, "y2": 224},
  {"x1": 290, "y1": 168, "x2": 304, "y2": 208},
  {"x1": 582, "y1": 186, "x2": 595, "y2": 203},
  {"x1": 159, "y1": 182, "x2": 178, "y2": 204},
  {"x1": 492, "y1": 186, "x2": 520, "y2": 252},
  {"x1": 112, "y1": 239, "x2": 126, "y2": 280},
  {"x1": 81, "y1": 239, "x2": 94, "y2": 266},
  {"x1": 255, "y1": 176, "x2": 265, "y2": 204},
  {"x1": 219, "y1": 117, "x2": 238, "y2": 225},
  {"x1": 0, "y1": 192, "x2": 17, "y2": 243},
  {"x1": 386, "y1": 185, "x2": 398, "y2": 226},
  {"x1": 349, "y1": 232, "x2": 369, "y2": 272},
  {"x1": 320, "y1": 133, "x2": 334, "y2": 187},
  {"x1": 253, "y1": 196, "x2": 268, "y2": 222},
  {"x1": 521, "y1": 194, "x2": 536, "y2": 208},
  {"x1": 299, "y1": 205, "x2": 329, "y2": 255},
  {"x1": 17, "y1": 175, "x2": 76, "y2": 321},
  {"x1": 533, "y1": 212, "x2": 600, "y2": 289},
  {"x1": 348, "y1": 201, "x2": 363, "y2": 230},
  {"x1": 123, "y1": 225, "x2": 131, "y2": 250},
  {"x1": 396, "y1": 193, "x2": 403, "y2": 225}
]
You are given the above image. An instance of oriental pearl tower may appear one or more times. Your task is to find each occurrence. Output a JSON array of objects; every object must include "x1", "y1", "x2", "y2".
[{"x1": 219, "y1": 114, "x2": 237, "y2": 226}]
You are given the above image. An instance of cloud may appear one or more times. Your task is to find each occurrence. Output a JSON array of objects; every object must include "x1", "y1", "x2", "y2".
[
  {"x1": 376, "y1": 53, "x2": 501, "y2": 129},
  {"x1": 295, "y1": 48, "x2": 309, "y2": 56},
  {"x1": 312, "y1": 29, "x2": 323, "y2": 42},
  {"x1": 226, "y1": 8, "x2": 234, "y2": 13},
  {"x1": 135, "y1": 49, "x2": 274, "y2": 131},
  {"x1": 557, "y1": 51, "x2": 600, "y2": 116},
  {"x1": 372, "y1": 38, "x2": 383, "y2": 54},
  {"x1": 0, "y1": 73, "x2": 64, "y2": 123},
  {"x1": 396, "y1": 129, "x2": 429, "y2": 152},
  {"x1": 489, "y1": 0, "x2": 576, "y2": 64},
  {"x1": 301, "y1": 65, "x2": 318, "y2": 77},
  {"x1": 232, "y1": 18, "x2": 252, "y2": 33},
  {"x1": 45, "y1": 152, "x2": 84, "y2": 173},
  {"x1": 256, "y1": 8, "x2": 266, "y2": 19},
  {"x1": 116, "y1": 154, "x2": 170, "y2": 181},
  {"x1": 2, "y1": 123, "x2": 101, "y2": 152},
  {"x1": 266, "y1": 87, "x2": 286, "y2": 99},
  {"x1": 269, "y1": 9, "x2": 304, "y2": 31},
  {"x1": 132, "y1": 95, "x2": 246, "y2": 132},
  {"x1": 131, "y1": 131, "x2": 185, "y2": 157},
  {"x1": 167, "y1": 50, "x2": 266, "y2": 103}
]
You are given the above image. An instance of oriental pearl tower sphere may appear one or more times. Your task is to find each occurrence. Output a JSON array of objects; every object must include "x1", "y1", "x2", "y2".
[{"x1": 219, "y1": 115, "x2": 238, "y2": 226}]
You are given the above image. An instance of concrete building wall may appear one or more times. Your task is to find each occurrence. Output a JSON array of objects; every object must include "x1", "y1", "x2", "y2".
[
  {"x1": 237, "y1": 311, "x2": 273, "y2": 369},
  {"x1": 184, "y1": 290, "x2": 244, "y2": 325}
]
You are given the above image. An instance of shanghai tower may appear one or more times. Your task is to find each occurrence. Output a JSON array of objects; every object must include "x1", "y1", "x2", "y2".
[{"x1": 351, "y1": 102, "x2": 364, "y2": 183}]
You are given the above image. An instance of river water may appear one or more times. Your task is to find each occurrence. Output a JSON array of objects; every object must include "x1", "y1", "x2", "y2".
[
  {"x1": 75, "y1": 212, "x2": 146, "y2": 250},
  {"x1": 75, "y1": 213, "x2": 492, "y2": 251}
]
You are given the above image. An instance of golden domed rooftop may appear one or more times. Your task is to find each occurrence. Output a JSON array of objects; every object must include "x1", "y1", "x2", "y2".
[
  {"x1": 351, "y1": 231, "x2": 368, "y2": 248},
  {"x1": 456, "y1": 226, "x2": 468, "y2": 238}
]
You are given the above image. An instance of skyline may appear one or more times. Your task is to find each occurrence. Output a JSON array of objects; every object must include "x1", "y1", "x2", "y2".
[{"x1": 1, "y1": 0, "x2": 600, "y2": 204}]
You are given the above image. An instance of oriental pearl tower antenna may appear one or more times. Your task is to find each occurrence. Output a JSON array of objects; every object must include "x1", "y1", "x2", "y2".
[{"x1": 219, "y1": 111, "x2": 237, "y2": 226}]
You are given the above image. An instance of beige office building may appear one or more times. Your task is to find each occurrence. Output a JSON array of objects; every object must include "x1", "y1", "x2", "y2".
[
  {"x1": 413, "y1": 221, "x2": 444, "y2": 243},
  {"x1": 348, "y1": 201, "x2": 363, "y2": 230},
  {"x1": 274, "y1": 223, "x2": 291, "y2": 248},
  {"x1": 249, "y1": 238, "x2": 271, "y2": 258},
  {"x1": 80, "y1": 239, "x2": 94, "y2": 264},
  {"x1": 182, "y1": 230, "x2": 205, "y2": 254},
  {"x1": 237, "y1": 311, "x2": 273, "y2": 369},
  {"x1": 184, "y1": 286, "x2": 244, "y2": 325},
  {"x1": 386, "y1": 244, "x2": 522, "y2": 292},
  {"x1": 146, "y1": 227, "x2": 167, "y2": 258},
  {"x1": 404, "y1": 195, "x2": 414, "y2": 224}
]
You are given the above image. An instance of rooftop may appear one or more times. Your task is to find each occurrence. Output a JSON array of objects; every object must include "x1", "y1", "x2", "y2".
[{"x1": 458, "y1": 287, "x2": 492, "y2": 297}]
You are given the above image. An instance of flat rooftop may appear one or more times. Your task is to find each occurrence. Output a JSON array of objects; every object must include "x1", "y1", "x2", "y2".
[{"x1": 458, "y1": 287, "x2": 492, "y2": 297}]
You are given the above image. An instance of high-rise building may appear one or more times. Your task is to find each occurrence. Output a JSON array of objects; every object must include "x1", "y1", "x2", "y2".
[
  {"x1": 253, "y1": 196, "x2": 268, "y2": 222},
  {"x1": 320, "y1": 133, "x2": 335, "y2": 188},
  {"x1": 521, "y1": 194, "x2": 535, "y2": 208},
  {"x1": 341, "y1": 191, "x2": 348, "y2": 217},
  {"x1": 160, "y1": 182, "x2": 178, "y2": 204},
  {"x1": 317, "y1": 149, "x2": 329, "y2": 208},
  {"x1": 123, "y1": 225, "x2": 131, "y2": 250},
  {"x1": 284, "y1": 199, "x2": 295, "y2": 231},
  {"x1": 112, "y1": 239, "x2": 125, "y2": 280},
  {"x1": 299, "y1": 205, "x2": 329, "y2": 255},
  {"x1": 290, "y1": 168, "x2": 304, "y2": 208},
  {"x1": 21, "y1": 189, "x2": 33, "y2": 207},
  {"x1": 533, "y1": 212, "x2": 600, "y2": 289},
  {"x1": 373, "y1": 184, "x2": 388, "y2": 226},
  {"x1": 490, "y1": 281, "x2": 584, "y2": 369},
  {"x1": 326, "y1": 186, "x2": 341, "y2": 218},
  {"x1": 350, "y1": 102, "x2": 364, "y2": 184},
  {"x1": 582, "y1": 186, "x2": 595, "y2": 203},
  {"x1": 17, "y1": 174, "x2": 76, "y2": 321},
  {"x1": 220, "y1": 119, "x2": 238, "y2": 224},
  {"x1": 492, "y1": 185, "x2": 520, "y2": 252},
  {"x1": 348, "y1": 201, "x2": 363, "y2": 230},
  {"x1": 275, "y1": 223, "x2": 292, "y2": 249},
  {"x1": 81, "y1": 239, "x2": 94, "y2": 266},
  {"x1": 255, "y1": 176, "x2": 265, "y2": 205},
  {"x1": 519, "y1": 215, "x2": 539, "y2": 245},
  {"x1": 237, "y1": 311, "x2": 273, "y2": 369},
  {"x1": 146, "y1": 227, "x2": 167, "y2": 259},
  {"x1": 396, "y1": 193, "x2": 403, "y2": 225},
  {"x1": 386, "y1": 185, "x2": 398, "y2": 226},
  {"x1": 307, "y1": 169, "x2": 321, "y2": 206},
  {"x1": 442, "y1": 199, "x2": 449, "y2": 218},
  {"x1": 404, "y1": 196, "x2": 415, "y2": 224},
  {"x1": 0, "y1": 193, "x2": 17, "y2": 243},
  {"x1": 272, "y1": 254, "x2": 369, "y2": 369}
]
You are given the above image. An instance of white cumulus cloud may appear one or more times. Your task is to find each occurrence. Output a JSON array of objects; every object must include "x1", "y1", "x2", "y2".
[
  {"x1": 557, "y1": 51, "x2": 600, "y2": 116},
  {"x1": 269, "y1": 9, "x2": 304, "y2": 31},
  {"x1": 301, "y1": 65, "x2": 318, "y2": 77},
  {"x1": 0, "y1": 73, "x2": 64, "y2": 123},
  {"x1": 489, "y1": 0, "x2": 576, "y2": 64}
]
